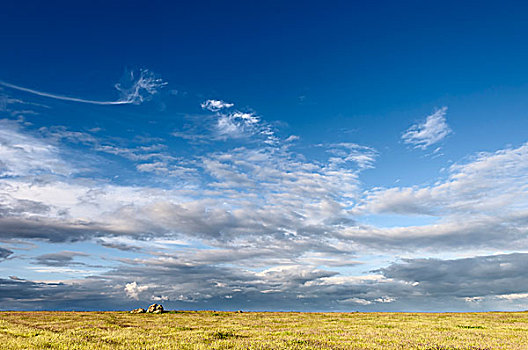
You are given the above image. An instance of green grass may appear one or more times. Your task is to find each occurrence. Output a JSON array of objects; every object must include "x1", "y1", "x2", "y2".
[{"x1": 1, "y1": 311, "x2": 527, "y2": 349}]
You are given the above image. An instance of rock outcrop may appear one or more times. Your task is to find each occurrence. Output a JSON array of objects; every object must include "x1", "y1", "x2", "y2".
[
  {"x1": 130, "y1": 304, "x2": 164, "y2": 314},
  {"x1": 147, "y1": 303, "x2": 164, "y2": 314}
]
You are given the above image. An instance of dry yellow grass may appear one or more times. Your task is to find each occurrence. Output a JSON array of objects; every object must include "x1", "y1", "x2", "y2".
[{"x1": 1, "y1": 311, "x2": 527, "y2": 349}]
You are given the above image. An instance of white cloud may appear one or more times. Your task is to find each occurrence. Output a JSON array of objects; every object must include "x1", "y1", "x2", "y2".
[
  {"x1": 0, "y1": 69, "x2": 166, "y2": 105},
  {"x1": 360, "y1": 141, "x2": 528, "y2": 216},
  {"x1": 335, "y1": 141, "x2": 528, "y2": 251},
  {"x1": 340, "y1": 297, "x2": 372, "y2": 305},
  {"x1": 182, "y1": 100, "x2": 278, "y2": 143},
  {"x1": 4, "y1": 100, "x2": 526, "y2": 258},
  {"x1": 375, "y1": 296, "x2": 395, "y2": 303},
  {"x1": 216, "y1": 111, "x2": 262, "y2": 139},
  {"x1": 0, "y1": 119, "x2": 69, "y2": 177},
  {"x1": 114, "y1": 69, "x2": 167, "y2": 104},
  {"x1": 327, "y1": 143, "x2": 378, "y2": 170},
  {"x1": 124, "y1": 282, "x2": 149, "y2": 300},
  {"x1": 496, "y1": 293, "x2": 528, "y2": 300},
  {"x1": 5, "y1": 93, "x2": 528, "y2": 312},
  {"x1": 201, "y1": 99, "x2": 234, "y2": 111},
  {"x1": 402, "y1": 107, "x2": 451, "y2": 149},
  {"x1": 0, "y1": 119, "x2": 369, "y2": 249}
]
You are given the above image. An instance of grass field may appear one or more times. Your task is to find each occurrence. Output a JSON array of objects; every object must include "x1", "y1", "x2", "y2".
[{"x1": 1, "y1": 311, "x2": 527, "y2": 349}]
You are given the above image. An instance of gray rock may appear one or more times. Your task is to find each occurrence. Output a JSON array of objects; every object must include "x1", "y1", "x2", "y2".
[{"x1": 130, "y1": 308, "x2": 146, "y2": 313}]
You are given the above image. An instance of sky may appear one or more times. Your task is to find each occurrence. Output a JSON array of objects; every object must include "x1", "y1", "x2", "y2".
[{"x1": 1, "y1": 0, "x2": 528, "y2": 311}]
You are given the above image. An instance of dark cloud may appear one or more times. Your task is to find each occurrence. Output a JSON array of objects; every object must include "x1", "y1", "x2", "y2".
[
  {"x1": 34, "y1": 251, "x2": 88, "y2": 267},
  {"x1": 379, "y1": 253, "x2": 528, "y2": 299},
  {"x1": 0, "y1": 196, "x2": 50, "y2": 216},
  {"x1": 0, "y1": 277, "x2": 133, "y2": 311},
  {"x1": 0, "y1": 247, "x2": 13, "y2": 260},
  {"x1": 2, "y1": 252, "x2": 528, "y2": 311},
  {"x1": 340, "y1": 213, "x2": 528, "y2": 252},
  {"x1": 0, "y1": 217, "x2": 110, "y2": 242},
  {"x1": 97, "y1": 240, "x2": 142, "y2": 252}
]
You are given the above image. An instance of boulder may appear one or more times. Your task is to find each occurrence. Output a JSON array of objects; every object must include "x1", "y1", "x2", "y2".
[
  {"x1": 130, "y1": 308, "x2": 146, "y2": 314},
  {"x1": 147, "y1": 303, "x2": 164, "y2": 313}
]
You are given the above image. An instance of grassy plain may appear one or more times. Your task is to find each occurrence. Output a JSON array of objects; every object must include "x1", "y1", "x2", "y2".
[{"x1": 1, "y1": 310, "x2": 527, "y2": 349}]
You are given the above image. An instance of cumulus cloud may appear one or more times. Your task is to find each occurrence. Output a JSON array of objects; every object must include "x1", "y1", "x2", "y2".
[
  {"x1": 402, "y1": 107, "x2": 451, "y2": 149},
  {"x1": 124, "y1": 282, "x2": 149, "y2": 300}
]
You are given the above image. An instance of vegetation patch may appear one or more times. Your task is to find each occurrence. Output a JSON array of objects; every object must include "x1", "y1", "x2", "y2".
[
  {"x1": 426, "y1": 347, "x2": 491, "y2": 350},
  {"x1": 210, "y1": 330, "x2": 239, "y2": 339},
  {"x1": 376, "y1": 324, "x2": 396, "y2": 329},
  {"x1": 0, "y1": 311, "x2": 526, "y2": 349}
]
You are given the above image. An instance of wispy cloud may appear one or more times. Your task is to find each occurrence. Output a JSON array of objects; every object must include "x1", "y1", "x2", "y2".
[
  {"x1": 204, "y1": 100, "x2": 272, "y2": 141},
  {"x1": 216, "y1": 111, "x2": 263, "y2": 139},
  {"x1": 402, "y1": 107, "x2": 451, "y2": 150},
  {"x1": 0, "y1": 69, "x2": 166, "y2": 106},
  {"x1": 0, "y1": 119, "x2": 69, "y2": 177},
  {"x1": 174, "y1": 100, "x2": 277, "y2": 143},
  {"x1": 326, "y1": 143, "x2": 378, "y2": 170},
  {"x1": 360, "y1": 141, "x2": 528, "y2": 217}
]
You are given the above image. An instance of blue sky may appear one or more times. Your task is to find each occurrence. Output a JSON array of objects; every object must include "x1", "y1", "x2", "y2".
[{"x1": 1, "y1": 0, "x2": 528, "y2": 311}]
